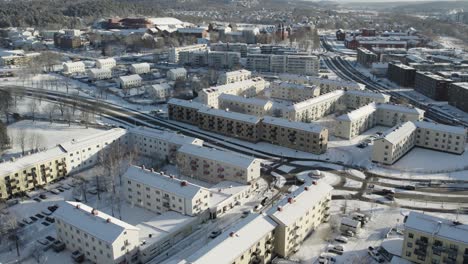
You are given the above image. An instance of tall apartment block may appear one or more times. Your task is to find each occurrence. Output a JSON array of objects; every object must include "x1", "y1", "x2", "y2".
[
  {"x1": 167, "y1": 99, "x2": 205, "y2": 125},
  {"x1": 387, "y1": 63, "x2": 416, "y2": 87},
  {"x1": 169, "y1": 44, "x2": 208, "y2": 63},
  {"x1": 217, "y1": 69, "x2": 252, "y2": 85},
  {"x1": 448, "y1": 82, "x2": 468, "y2": 113},
  {"x1": 414, "y1": 72, "x2": 452, "y2": 101},
  {"x1": 218, "y1": 94, "x2": 273, "y2": 117},
  {"x1": 357, "y1": 48, "x2": 379, "y2": 67},
  {"x1": 270, "y1": 81, "x2": 320, "y2": 102},
  {"x1": 246, "y1": 54, "x2": 319, "y2": 76}
]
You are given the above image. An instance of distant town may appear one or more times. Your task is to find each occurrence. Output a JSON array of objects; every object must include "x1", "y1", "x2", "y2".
[{"x1": 0, "y1": 1, "x2": 468, "y2": 264}]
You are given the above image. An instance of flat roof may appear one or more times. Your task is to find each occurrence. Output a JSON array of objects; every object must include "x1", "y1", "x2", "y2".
[
  {"x1": 119, "y1": 74, "x2": 142, "y2": 82},
  {"x1": 186, "y1": 214, "x2": 277, "y2": 264},
  {"x1": 124, "y1": 166, "x2": 207, "y2": 199},
  {"x1": 177, "y1": 144, "x2": 258, "y2": 168},
  {"x1": 337, "y1": 103, "x2": 377, "y2": 121},
  {"x1": 130, "y1": 126, "x2": 201, "y2": 146},
  {"x1": 377, "y1": 103, "x2": 424, "y2": 115},
  {"x1": 222, "y1": 69, "x2": 251, "y2": 77},
  {"x1": 380, "y1": 121, "x2": 417, "y2": 145},
  {"x1": 168, "y1": 98, "x2": 206, "y2": 109},
  {"x1": 131, "y1": 62, "x2": 150, "y2": 68},
  {"x1": 59, "y1": 128, "x2": 126, "y2": 153},
  {"x1": 54, "y1": 201, "x2": 139, "y2": 243},
  {"x1": 262, "y1": 116, "x2": 325, "y2": 133},
  {"x1": 452, "y1": 82, "x2": 468, "y2": 90},
  {"x1": 198, "y1": 107, "x2": 261, "y2": 124},
  {"x1": 202, "y1": 77, "x2": 264, "y2": 94},
  {"x1": 0, "y1": 147, "x2": 65, "y2": 176},
  {"x1": 218, "y1": 94, "x2": 271, "y2": 108},
  {"x1": 414, "y1": 121, "x2": 466, "y2": 135},
  {"x1": 88, "y1": 68, "x2": 111, "y2": 74},
  {"x1": 405, "y1": 211, "x2": 468, "y2": 244},
  {"x1": 346, "y1": 90, "x2": 390, "y2": 100},
  {"x1": 268, "y1": 181, "x2": 333, "y2": 226},
  {"x1": 290, "y1": 90, "x2": 345, "y2": 111}
]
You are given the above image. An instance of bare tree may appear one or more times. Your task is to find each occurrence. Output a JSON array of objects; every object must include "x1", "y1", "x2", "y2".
[
  {"x1": 0, "y1": 90, "x2": 14, "y2": 124},
  {"x1": 70, "y1": 92, "x2": 80, "y2": 116},
  {"x1": 43, "y1": 104, "x2": 58, "y2": 124},
  {"x1": 63, "y1": 107, "x2": 73, "y2": 126},
  {"x1": 28, "y1": 99, "x2": 39, "y2": 122},
  {"x1": 72, "y1": 175, "x2": 89, "y2": 203},
  {"x1": 0, "y1": 208, "x2": 22, "y2": 257},
  {"x1": 80, "y1": 111, "x2": 92, "y2": 128},
  {"x1": 17, "y1": 129, "x2": 28, "y2": 155}
]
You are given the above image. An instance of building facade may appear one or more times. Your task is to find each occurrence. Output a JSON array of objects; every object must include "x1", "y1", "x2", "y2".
[
  {"x1": 217, "y1": 69, "x2": 252, "y2": 85},
  {"x1": 118, "y1": 74, "x2": 142, "y2": 89},
  {"x1": 96, "y1": 58, "x2": 116, "y2": 69},
  {"x1": 218, "y1": 94, "x2": 273, "y2": 117},
  {"x1": 167, "y1": 68, "x2": 187, "y2": 81},
  {"x1": 169, "y1": 44, "x2": 208, "y2": 63},
  {"x1": 270, "y1": 81, "x2": 320, "y2": 102},
  {"x1": 129, "y1": 63, "x2": 150, "y2": 74},
  {"x1": 63, "y1": 61, "x2": 85, "y2": 74},
  {"x1": 246, "y1": 54, "x2": 319, "y2": 76},
  {"x1": 414, "y1": 72, "x2": 452, "y2": 101},
  {"x1": 88, "y1": 68, "x2": 112, "y2": 81},
  {"x1": 387, "y1": 63, "x2": 416, "y2": 87},
  {"x1": 448, "y1": 82, "x2": 468, "y2": 113}
]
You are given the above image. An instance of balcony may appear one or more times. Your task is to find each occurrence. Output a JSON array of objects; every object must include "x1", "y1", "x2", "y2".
[
  {"x1": 414, "y1": 249, "x2": 427, "y2": 256},
  {"x1": 416, "y1": 239, "x2": 428, "y2": 246}
]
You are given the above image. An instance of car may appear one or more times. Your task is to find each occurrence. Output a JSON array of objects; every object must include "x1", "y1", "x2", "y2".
[
  {"x1": 41, "y1": 209, "x2": 52, "y2": 216},
  {"x1": 60, "y1": 185, "x2": 71, "y2": 190},
  {"x1": 209, "y1": 230, "x2": 222, "y2": 238},
  {"x1": 382, "y1": 189, "x2": 395, "y2": 195},
  {"x1": 35, "y1": 213, "x2": 44, "y2": 219},
  {"x1": 39, "y1": 194, "x2": 47, "y2": 199},
  {"x1": 241, "y1": 211, "x2": 250, "y2": 218},
  {"x1": 41, "y1": 222, "x2": 50, "y2": 226},
  {"x1": 71, "y1": 250, "x2": 85, "y2": 263},
  {"x1": 46, "y1": 216, "x2": 55, "y2": 223},
  {"x1": 23, "y1": 218, "x2": 34, "y2": 224},
  {"x1": 37, "y1": 239, "x2": 50, "y2": 246},
  {"x1": 332, "y1": 245, "x2": 344, "y2": 251},
  {"x1": 52, "y1": 240, "x2": 66, "y2": 252},
  {"x1": 33, "y1": 198, "x2": 42, "y2": 202},
  {"x1": 57, "y1": 188, "x2": 65, "y2": 192},
  {"x1": 334, "y1": 236, "x2": 349, "y2": 243},
  {"x1": 48, "y1": 205, "x2": 59, "y2": 212},
  {"x1": 87, "y1": 189, "x2": 98, "y2": 195},
  {"x1": 50, "y1": 189, "x2": 60, "y2": 195},
  {"x1": 318, "y1": 253, "x2": 336, "y2": 263},
  {"x1": 327, "y1": 248, "x2": 343, "y2": 255},
  {"x1": 368, "y1": 247, "x2": 385, "y2": 263},
  {"x1": 18, "y1": 222, "x2": 26, "y2": 228},
  {"x1": 45, "y1": 236, "x2": 56, "y2": 242},
  {"x1": 386, "y1": 195, "x2": 395, "y2": 201},
  {"x1": 30, "y1": 216, "x2": 38, "y2": 222},
  {"x1": 343, "y1": 230, "x2": 355, "y2": 237}
]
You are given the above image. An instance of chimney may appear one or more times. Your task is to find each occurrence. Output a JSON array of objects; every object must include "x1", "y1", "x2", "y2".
[
  {"x1": 277, "y1": 206, "x2": 283, "y2": 211},
  {"x1": 288, "y1": 197, "x2": 294, "y2": 204},
  {"x1": 75, "y1": 204, "x2": 81, "y2": 209},
  {"x1": 304, "y1": 186, "x2": 309, "y2": 191},
  {"x1": 106, "y1": 218, "x2": 111, "y2": 223},
  {"x1": 312, "y1": 181, "x2": 317, "y2": 185},
  {"x1": 91, "y1": 208, "x2": 98, "y2": 216},
  {"x1": 181, "y1": 181, "x2": 187, "y2": 187},
  {"x1": 142, "y1": 165, "x2": 146, "y2": 170}
]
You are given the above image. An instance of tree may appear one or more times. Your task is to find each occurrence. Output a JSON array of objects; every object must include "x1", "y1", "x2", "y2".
[
  {"x1": 0, "y1": 206, "x2": 22, "y2": 257},
  {"x1": 0, "y1": 121, "x2": 10, "y2": 151},
  {"x1": 28, "y1": 99, "x2": 39, "y2": 122},
  {"x1": 44, "y1": 104, "x2": 58, "y2": 124},
  {"x1": 70, "y1": 92, "x2": 80, "y2": 116},
  {"x1": 64, "y1": 107, "x2": 73, "y2": 126},
  {"x1": 17, "y1": 129, "x2": 27, "y2": 155},
  {"x1": 72, "y1": 175, "x2": 89, "y2": 203},
  {"x1": 0, "y1": 90, "x2": 14, "y2": 124}
]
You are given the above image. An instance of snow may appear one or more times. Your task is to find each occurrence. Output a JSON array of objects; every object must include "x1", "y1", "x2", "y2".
[
  {"x1": 198, "y1": 107, "x2": 261, "y2": 124},
  {"x1": 177, "y1": 144, "x2": 259, "y2": 168},
  {"x1": 262, "y1": 116, "x2": 325, "y2": 133}
]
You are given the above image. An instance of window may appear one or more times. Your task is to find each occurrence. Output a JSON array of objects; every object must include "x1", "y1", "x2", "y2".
[{"x1": 408, "y1": 233, "x2": 414, "y2": 238}]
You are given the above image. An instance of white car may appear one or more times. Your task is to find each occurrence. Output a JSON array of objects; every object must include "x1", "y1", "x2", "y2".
[
  {"x1": 319, "y1": 253, "x2": 336, "y2": 263},
  {"x1": 334, "y1": 236, "x2": 349, "y2": 243}
]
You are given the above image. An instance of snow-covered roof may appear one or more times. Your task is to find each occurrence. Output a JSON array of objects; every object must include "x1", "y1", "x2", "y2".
[
  {"x1": 222, "y1": 69, "x2": 251, "y2": 77},
  {"x1": 452, "y1": 82, "x2": 468, "y2": 90},
  {"x1": 0, "y1": 147, "x2": 65, "y2": 176},
  {"x1": 59, "y1": 128, "x2": 126, "y2": 153},
  {"x1": 148, "y1": 17, "x2": 184, "y2": 26},
  {"x1": 130, "y1": 126, "x2": 201, "y2": 146},
  {"x1": 130, "y1": 62, "x2": 150, "y2": 69},
  {"x1": 186, "y1": 214, "x2": 277, "y2": 264},
  {"x1": 405, "y1": 211, "x2": 468, "y2": 244},
  {"x1": 341, "y1": 217, "x2": 360, "y2": 227},
  {"x1": 268, "y1": 181, "x2": 333, "y2": 226},
  {"x1": 177, "y1": 144, "x2": 258, "y2": 168},
  {"x1": 337, "y1": 103, "x2": 377, "y2": 122},
  {"x1": 168, "y1": 68, "x2": 187, "y2": 75},
  {"x1": 198, "y1": 107, "x2": 261, "y2": 124},
  {"x1": 150, "y1": 83, "x2": 171, "y2": 91},
  {"x1": 63, "y1": 61, "x2": 85, "y2": 67},
  {"x1": 202, "y1": 77, "x2": 264, "y2": 95},
  {"x1": 290, "y1": 90, "x2": 345, "y2": 111},
  {"x1": 177, "y1": 27, "x2": 207, "y2": 34},
  {"x1": 124, "y1": 166, "x2": 208, "y2": 199},
  {"x1": 414, "y1": 121, "x2": 466, "y2": 135},
  {"x1": 262, "y1": 116, "x2": 325, "y2": 133},
  {"x1": 346, "y1": 90, "x2": 390, "y2": 100},
  {"x1": 218, "y1": 94, "x2": 271, "y2": 108},
  {"x1": 96, "y1": 58, "x2": 116, "y2": 64},
  {"x1": 54, "y1": 201, "x2": 139, "y2": 243},
  {"x1": 118, "y1": 74, "x2": 142, "y2": 82},
  {"x1": 377, "y1": 103, "x2": 424, "y2": 116},
  {"x1": 88, "y1": 68, "x2": 111, "y2": 74},
  {"x1": 380, "y1": 122, "x2": 417, "y2": 145},
  {"x1": 168, "y1": 98, "x2": 206, "y2": 110},
  {"x1": 273, "y1": 81, "x2": 317, "y2": 90}
]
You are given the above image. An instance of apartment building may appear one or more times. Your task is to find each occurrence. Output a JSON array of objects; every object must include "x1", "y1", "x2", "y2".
[
  {"x1": 207, "y1": 51, "x2": 241, "y2": 69},
  {"x1": 0, "y1": 148, "x2": 67, "y2": 199},
  {"x1": 198, "y1": 107, "x2": 262, "y2": 142},
  {"x1": 118, "y1": 74, "x2": 142, "y2": 89},
  {"x1": 63, "y1": 61, "x2": 85, "y2": 74},
  {"x1": 176, "y1": 144, "x2": 261, "y2": 184},
  {"x1": 374, "y1": 103, "x2": 424, "y2": 127},
  {"x1": 372, "y1": 121, "x2": 466, "y2": 165},
  {"x1": 218, "y1": 69, "x2": 252, "y2": 85},
  {"x1": 335, "y1": 103, "x2": 378, "y2": 139},
  {"x1": 402, "y1": 211, "x2": 468, "y2": 264},
  {"x1": 88, "y1": 68, "x2": 112, "y2": 81},
  {"x1": 414, "y1": 72, "x2": 452, "y2": 101},
  {"x1": 448, "y1": 82, "x2": 468, "y2": 113},
  {"x1": 279, "y1": 74, "x2": 365, "y2": 93},
  {"x1": 169, "y1": 44, "x2": 207, "y2": 63},
  {"x1": 270, "y1": 81, "x2": 320, "y2": 102},
  {"x1": 344, "y1": 90, "x2": 390, "y2": 109},
  {"x1": 129, "y1": 63, "x2": 150, "y2": 74},
  {"x1": 284, "y1": 90, "x2": 345, "y2": 122},
  {"x1": 268, "y1": 181, "x2": 333, "y2": 257},
  {"x1": 147, "y1": 83, "x2": 171, "y2": 100},
  {"x1": 387, "y1": 63, "x2": 416, "y2": 87},
  {"x1": 185, "y1": 214, "x2": 277, "y2": 264},
  {"x1": 357, "y1": 48, "x2": 378, "y2": 68},
  {"x1": 178, "y1": 50, "x2": 208, "y2": 67},
  {"x1": 261, "y1": 116, "x2": 328, "y2": 154},
  {"x1": 129, "y1": 126, "x2": 203, "y2": 163},
  {"x1": 210, "y1": 42, "x2": 248, "y2": 57},
  {"x1": 246, "y1": 54, "x2": 319, "y2": 76},
  {"x1": 198, "y1": 77, "x2": 266, "y2": 108},
  {"x1": 123, "y1": 166, "x2": 210, "y2": 216},
  {"x1": 168, "y1": 98, "x2": 205, "y2": 125},
  {"x1": 96, "y1": 58, "x2": 116, "y2": 69},
  {"x1": 218, "y1": 94, "x2": 273, "y2": 116},
  {"x1": 54, "y1": 201, "x2": 140, "y2": 264},
  {"x1": 167, "y1": 68, "x2": 187, "y2": 81}
]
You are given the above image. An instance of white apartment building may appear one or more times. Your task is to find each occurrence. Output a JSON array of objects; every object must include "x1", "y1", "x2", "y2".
[
  {"x1": 147, "y1": 83, "x2": 172, "y2": 100},
  {"x1": 129, "y1": 126, "x2": 203, "y2": 163},
  {"x1": 402, "y1": 211, "x2": 468, "y2": 264},
  {"x1": 284, "y1": 90, "x2": 345, "y2": 122},
  {"x1": 168, "y1": 98, "x2": 206, "y2": 125},
  {"x1": 129, "y1": 63, "x2": 150, "y2": 74},
  {"x1": 123, "y1": 166, "x2": 211, "y2": 216},
  {"x1": 375, "y1": 103, "x2": 424, "y2": 127},
  {"x1": 270, "y1": 81, "x2": 320, "y2": 102},
  {"x1": 268, "y1": 181, "x2": 333, "y2": 257},
  {"x1": 96, "y1": 58, "x2": 116, "y2": 69},
  {"x1": 279, "y1": 74, "x2": 365, "y2": 93},
  {"x1": 54, "y1": 201, "x2": 140, "y2": 264},
  {"x1": 218, "y1": 69, "x2": 252, "y2": 85},
  {"x1": 372, "y1": 121, "x2": 467, "y2": 165},
  {"x1": 167, "y1": 68, "x2": 187, "y2": 81},
  {"x1": 284, "y1": 55, "x2": 319, "y2": 76},
  {"x1": 207, "y1": 51, "x2": 241, "y2": 69},
  {"x1": 176, "y1": 144, "x2": 261, "y2": 184},
  {"x1": 88, "y1": 68, "x2": 112, "y2": 81},
  {"x1": 60, "y1": 128, "x2": 127, "y2": 173},
  {"x1": 169, "y1": 44, "x2": 207, "y2": 63},
  {"x1": 246, "y1": 54, "x2": 319, "y2": 76},
  {"x1": 118, "y1": 74, "x2": 142, "y2": 89},
  {"x1": 185, "y1": 214, "x2": 277, "y2": 264},
  {"x1": 345, "y1": 90, "x2": 391, "y2": 109},
  {"x1": 218, "y1": 94, "x2": 273, "y2": 116},
  {"x1": 198, "y1": 77, "x2": 266, "y2": 108},
  {"x1": 63, "y1": 61, "x2": 85, "y2": 74}
]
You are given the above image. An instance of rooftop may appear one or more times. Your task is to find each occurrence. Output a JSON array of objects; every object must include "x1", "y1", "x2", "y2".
[
  {"x1": 290, "y1": 90, "x2": 345, "y2": 111},
  {"x1": 168, "y1": 68, "x2": 187, "y2": 74},
  {"x1": 337, "y1": 103, "x2": 377, "y2": 121},
  {"x1": 222, "y1": 69, "x2": 251, "y2": 77},
  {"x1": 131, "y1": 62, "x2": 150, "y2": 68},
  {"x1": 346, "y1": 90, "x2": 390, "y2": 100},
  {"x1": 88, "y1": 68, "x2": 111, "y2": 74},
  {"x1": 129, "y1": 126, "x2": 201, "y2": 146},
  {"x1": 59, "y1": 128, "x2": 126, "y2": 153},
  {"x1": 186, "y1": 214, "x2": 277, "y2": 264},
  {"x1": 268, "y1": 181, "x2": 333, "y2": 226},
  {"x1": 376, "y1": 103, "x2": 424, "y2": 115},
  {"x1": 405, "y1": 211, "x2": 468, "y2": 244},
  {"x1": 124, "y1": 166, "x2": 208, "y2": 199},
  {"x1": 177, "y1": 144, "x2": 258, "y2": 168},
  {"x1": 54, "y1": 201, "x2": 139, "y2": 243},
  {"x1": 262, "y1": 116, "x2": 325, "y2": 133},
  {"x1": 168, "y1": 98, "x2": 206, "y2": 109},
  {"x1": 202, "y1": 77, "x2": 264, "y2": 95},
  {"x1": 218, "y1": 94, "x2": 271, "y2": 108},
  {"x1": 414, "y1": 121, "x2": 466, "y2": 135},
  {"x1": 198, "y1": 107, "x2": 261, "y2": 124},
  {"x1": 0, "y1": 147, "x2": 65, "y2": 176},
  {"x1": 452, "y1": 82, "x2": 468, "y2": 90},
  {"x1": 118, "y1": 74, "x2": 142, "y2": 82},
  {"x1": 380, "y1": 121, "x2": 417, "y2": 145}
]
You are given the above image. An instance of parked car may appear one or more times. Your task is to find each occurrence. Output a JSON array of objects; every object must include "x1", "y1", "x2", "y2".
[
  {"x1": 30, "y1": 216, "x2": 38, "y2": 222},
  {"x1": 209, "y1": 230, "x2": 222, "y2": 238},
  {"x1": 45, "y1": 236, "x2": 56, "y2": 242},
  {"x1": 37, "y1": 239, "x2": 50, "y2": 246},
  {"x1": 60, "y1": 185, "x2": 71, "y2": 190},
  {"x1": 39, "y1": 194, "x2": 47, "y2": 199},
  {"x1": 33, "y1": 198, "x2": 42, "y2": 202},
  {"x1": 368, "y1": 247, "x2": 385, "y2": 263},
  {"x1": 342, "y1": 230, "x2": 355, "y2": 237},
  {"x1": 23, "y1": 218, "x2": 34, "y2": 224},
  {"x1": 241, "y1": 211, "x2": 250, "y2": 218},
  {"x1": 318, "y1": 253, "x2": 336, "y2": 263},
  {"x1": 35, "y1": 213, "x2": 44, "y2": 219},
  {"x1": 48, "y1": 205, "x2": 59, "y2": 212},
  {"x1": 41, "y1": 209, "x2": 52, "y2": 216},
  {"x1": 334, "y1": 236, "x2": 349, "y2": 244},
  {"x1": 52, "y1": 240, "x2": 66, "y2": 252},
  {"x1": 327, "y1": 248, "x2": 343, "y2": 255},
  {"x1": 50, "y1": 189, "x2": 60, "y2": 195},
  {"x1": 71, "y1": 250, "x2": 85, "y2": 263},
  {"x1": 45, "y1": 216, "x2": 55, "y2": 223}
]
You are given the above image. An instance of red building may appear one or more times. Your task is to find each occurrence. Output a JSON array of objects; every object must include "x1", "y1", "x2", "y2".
[
  {"x1": 345, "y1": 37, "x2": 407, "y2": 51},
  {"x1": 361, "y1": 28, "x2": 376, "y2": 37},
  {"x1": 336, "y1": 29, "x2": 346, "y2": 41}
]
